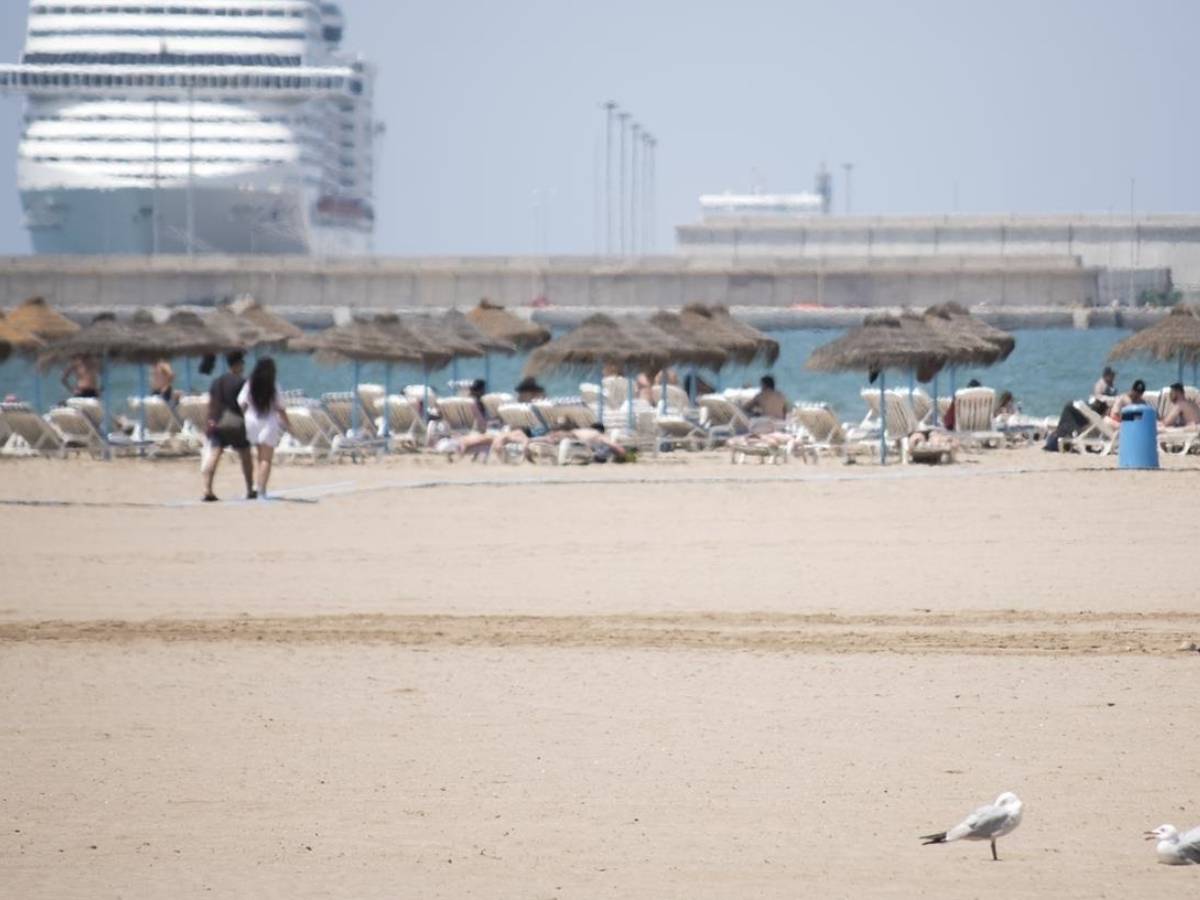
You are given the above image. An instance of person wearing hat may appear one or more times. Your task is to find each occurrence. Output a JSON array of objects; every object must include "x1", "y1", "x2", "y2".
[
  {"x1": 515, "y1": 376, "x2": 546, "y2": 403},
  {"x1": 1107, "y1": 378, "x2": 1148, "y2": 424}
]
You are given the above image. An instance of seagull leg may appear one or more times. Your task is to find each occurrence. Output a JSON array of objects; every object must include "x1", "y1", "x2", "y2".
[{"x1": 991, "y1": 839, "x2": 998, "y2": 861}]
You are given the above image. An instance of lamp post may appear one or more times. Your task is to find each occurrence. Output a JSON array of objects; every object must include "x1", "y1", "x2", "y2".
[
  {"x1": 617, "y1": 111, "x2": 630, "y2": 255},
  {"x1": 602, "y1": 101, "x2": 617, "y2": 255},
  {"x1": 842, "y1": 162, "x2": 854, "y2": 215},
  {"x1": 643, "y1": 132, "x2": 655, "y2": 253}
]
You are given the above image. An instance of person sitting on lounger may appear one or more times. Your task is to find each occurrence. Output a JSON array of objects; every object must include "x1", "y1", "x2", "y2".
[
  {"x1": 515, "y1": 376, "x2": 546, "y2": 403},
  {"x1": 1107, "y1": 379, "x2": 1148, "y2": 423},
  {"x1": 747, "y1": 375, "x2": 789, "y2": 420},
  {"x1": 150, "y1": 359, "x2": 175, "y2": 404},
  {"x1": 1159, "y1": 382, "x2": 1200, "y2": 428},
  {"x1": 61, "y1": 356, "x2": 100, "y2": 399}
]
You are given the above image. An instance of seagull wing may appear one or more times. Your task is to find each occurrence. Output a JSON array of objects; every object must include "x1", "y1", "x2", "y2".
[
  {"x1": 1178, "y1": 827, "x2": 1200, "y2": 864},
  {"x1": 947, "y1": 802, "x2": 1012, "y2": 841}
]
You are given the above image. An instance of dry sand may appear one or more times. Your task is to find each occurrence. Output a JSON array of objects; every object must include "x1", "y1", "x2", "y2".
[{"x1": 1, "y1": 447, "x2": 1198, "y2": 897}]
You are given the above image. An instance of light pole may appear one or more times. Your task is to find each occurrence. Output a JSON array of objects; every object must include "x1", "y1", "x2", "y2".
[
  {"x1": 842, "y1": 162, "x2": 854, "y2": 215},
  {"x1": 630, "y1": 122, "x2": 641, "y2": 255},
  {"x1": 643, "y1": 132, "x2": 654, "y2": 253},
  {"x1": 617, "y1": 112, "x2": 630, "y2": 255},
  {"x1": 602, "y1": 101, "x2": 617, "y2": 255}
]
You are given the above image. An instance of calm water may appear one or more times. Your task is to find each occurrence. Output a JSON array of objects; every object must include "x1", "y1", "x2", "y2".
[{"x1": 2, "y1": 327, "x2": 1195, "y2": 420}]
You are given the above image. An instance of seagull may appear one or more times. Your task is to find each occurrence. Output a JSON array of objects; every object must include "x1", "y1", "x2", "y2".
[
  {"x1": 920, "y1": 791, "x2": 1023, "y2": 861},
  {"x1": 1145, "y1": 824, "x2": 1200, "y2": 865}
]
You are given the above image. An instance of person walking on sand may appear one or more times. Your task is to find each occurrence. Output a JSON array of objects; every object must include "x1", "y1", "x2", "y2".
[
  {"x1": 201, "y1": 350, "x2": 255, "y2": 501},
  {"x1": 237, "y1": 357, "x2": 290, "y2": 499}
]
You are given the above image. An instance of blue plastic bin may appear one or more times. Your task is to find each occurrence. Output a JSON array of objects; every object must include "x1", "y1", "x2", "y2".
[{"x1": 1118, "y1": 403, "x2": 1159, "y2": 469}]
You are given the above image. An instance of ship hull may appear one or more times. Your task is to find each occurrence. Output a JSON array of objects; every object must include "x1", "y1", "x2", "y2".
[{"x1": 20, "y1": 185, "x2": 318, "y2": 255}]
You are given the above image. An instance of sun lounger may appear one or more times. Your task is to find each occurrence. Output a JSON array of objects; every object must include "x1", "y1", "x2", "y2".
[
  {"x1": 533, "y1": 398, "x2": 598, "y2": 430},
  {"x1": 601, "y1": 375, "x2": 629, "y2": 409},
  {"x1": 436, "y1": 397, "x2": 483, "y2": 433},
  {"x1": 481, "y1": 392, "x2": 513, "y2": 420},
  {"x1": 322, "y1": 392, "x2": 378, "y2": 438},
  {"x1": 498, "y1": 402, "x2": 544, "y2": 434},
  {"x1": 951, "y1": 387, "x2": 1004, "y2": 448},
  {"x1": 276, "y1": 405, "x2": 334, "y2": 463},
  {"x1": 1158, "y1": 425, "x2": 1200, "y2": 456},
  {"x1": 698, "y1": 393, "x2": 751, "y2": 444},
  {"x1": 908, "y1": 388, "x2": 933, "y2": 424},
  {"x1": 1059, "y1": 401, "x2": 1118, "y2": 454},
  {"x1": 0, "y1": 403, "x2": 66, "y2": 456},
  {"x1": 368, "y1": 395, "x2": 424, "y2": 449},
  {"x1": 127, "y1": 396, "x2": 182, "y2": 441},
  {"x1": 44, "y1": 404, "x2": 107, "y2": 455},
  {"x1": 656, "y1": 413, "x2": 707, "y2": 451},
  {"x1": 175, "y1": 393, "x2": 210, "y2": 438},
  {"x1": 650, "y1": 384, "x2": 691, "y2": 414}
]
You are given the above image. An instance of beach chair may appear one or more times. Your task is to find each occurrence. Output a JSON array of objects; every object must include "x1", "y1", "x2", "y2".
[
  {"x1": 127, "y1": 395, "x2": 182, "y2": 441},
  {"x1": 579, "y1": 383, "x2": 600, "y2": 406},
  {"x1": 498, "y1": 402, "x2": 544, "y2": 434},
  {"x1": 175, "y1": 393, "x2": 210, "y2": 439},
  {"x1": 481, "y1": 392, "x2": 513, "y2": 420},
  {"x1": 880, "y1": 391, "x2": 923, "y2": 462},
  {"x1": 650, "y1": 384, "x2": 691, "y2": 414},
  {"x1": 356, "y1": 383, "x2": 384, "y2": 415},
  {"x1": 436, "y1": 397, "x2": 483, "y2": 433},
  {"x1": 860, "y1": 388, "x2": 882, "y2": 428},
  {"x1": 656, "y1": 413, "x2": 707, "y2": 451},
  {"x1": 534, "y1": 398, "x2": 598, "y2": 430},
  {"x1": 276, "y1": 405, "x2": 334, "y2": 463},
  {"x1": 908, "y1": 388, "x2": 933, "y2": 424},
  {"x1": 321, "y1": 392, "x2": 378, "y2": 438},
  {"x1": 44, "y1": 404, "x2": 108, "y2": 455},
  {"x1": 792, "y1": 403, "x2": 862, "y2": 458},
  {"x1": 1059, "y1": 401, "x2": 1118, "y2": 454},
  {"x1": 951, "y1": 387, "x2": 1004, "y2": 448},
  {"x1": 601, "y1": 375, "x2": 629, "y2": 409},
  {"x1": 1158, "y1": 425, "x2": 1200, "y2": 456},
  {"x1": 371, "y1": 395, "x2": 425, "y2": 450},
  {"x1": 698, "y1": 393, "x2": 751, "y2": 444},
  {"x1": 0, "y1": 403, "x2": 66, "y2": 456}
]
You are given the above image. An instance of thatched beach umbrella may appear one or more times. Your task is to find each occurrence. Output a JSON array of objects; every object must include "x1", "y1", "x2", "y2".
[
  {"x1": 807, "y1": 312, "x2": 983, "y2": 462},
  {"x1": 0, "y1": 313, "x2": 43, "y2": 360},
  {"x1": 222, "y1": 295, "x2": 304, "y2": 341},
  {"x1": 440, "y1": 308, "x2": 516, "y2": 391},
  {"x1": 5, "y1": 296, "x2": 80, "y2": 341},
  {"x1": 525, "y1": 313, "x2": 680, "y2": 429},
  {"x1": 39, "y1": 313, "x2": 192, "y2": 455},
  {"x1": 1108, "y1": 304, "x2": 1200, "y2": 383},
  {"x1": 293, "y1": 315, "x2": 451, "y2": 434},
  {"x1": 466, "y1": 298, "x2": 551, "y2": 350},
  {"x1": 690, "y1": 304, "x2": 780, "y2": 365},
  {"x1": 645, "y1": 311, "x2": 732, "y2": 410},
  {"x1": 923, "y1": 302, "x2": 1016, "y2": 364}
]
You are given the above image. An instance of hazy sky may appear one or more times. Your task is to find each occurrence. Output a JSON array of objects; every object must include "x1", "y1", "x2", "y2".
[{"x1": 1, "y1": 0, "x2": 1198, "y2": 256}]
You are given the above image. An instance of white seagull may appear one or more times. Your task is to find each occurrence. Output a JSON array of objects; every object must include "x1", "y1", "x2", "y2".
[
  {"x1": 1145, "y1": 824, "x2": 1200, "y2": 865},
  {"x1": 920, "y1": 791, "x2": 1023, "y2": 861}
]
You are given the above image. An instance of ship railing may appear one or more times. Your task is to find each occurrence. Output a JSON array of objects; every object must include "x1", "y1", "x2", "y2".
[{"x1": 0, "y1": 64, "x2": 364, "y2": 99}]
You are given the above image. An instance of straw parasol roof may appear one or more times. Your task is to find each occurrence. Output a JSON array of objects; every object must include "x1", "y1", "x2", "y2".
[
  {"x1": 1108, "y1": 304, "x2": 1200, "y2": 364},
  {"x1": 222, "y1": 295, "x2": 304, "y2": 341},
  {"x1": 205, "y1": 306, "x2": 290, "y2": 350},
  {"x1": 523, "y1": 313, "x2": 671, "y2": 377},
  {"x1": 682, "y1": 304, "x2": 780, "y2": 365},
  {"x1": 677, "y1": 305, "x2": 759, "y2": 365},
  {"x1": 442, "y1": 308, "x2": 516, "y2": 355},
  {"x1": 0, "y1": 312, "x2": 44, "y2": 364},
  {"x1": 644, "y1": 311, "x2": 730, "y2": 370},
  {"x1": 806, "y1": 311, "x2": 985, "y2": 382},
  {"x1": 38, "y1": 312, "x2": 166, "y2": 366},
  {"x1": 466, "y1": 299, "x2": 551, "y2": 350},
  {"x1": 5, "y1": 296, "x2": 79, "y2": 340},
  {"x1": 292, "y1": 314, "x2": 451, "y2": 367},
  {"x1": 923, "y1": 302, "x2": 1015, "y2": 364},
  {"x1": 404, "y1": 314, "x2": 485, "y2": 360}
]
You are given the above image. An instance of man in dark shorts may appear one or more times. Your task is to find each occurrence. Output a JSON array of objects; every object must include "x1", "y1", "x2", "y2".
[{"x1": 201, "y1": 350, "x2": 255, "y2": 501}]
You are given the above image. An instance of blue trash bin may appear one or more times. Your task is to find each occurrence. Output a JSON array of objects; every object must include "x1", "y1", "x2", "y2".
[{"x1": 1118, "y1": 403, "x2": 1159, "y2": 469}]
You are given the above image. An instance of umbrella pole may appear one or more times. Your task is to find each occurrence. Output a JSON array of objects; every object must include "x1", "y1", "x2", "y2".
[
  {"x1": 32, "y1": 366, "x2": 42, "y2": 414},
  {"x1": 597, "y1": 366, "x2": 605, "y2": 425},
  {"x1": 879, "y1": 372, "x2": 887, "y2": 465},
  {"x1": 626, "y1": 369, "x2": 635, "y2": 433},
  {"x1": 932, "y1": 373, "x2": 940, "y2": 425},
  {"x1": 1178, "y1": 352, "x2": 1185, "y2": 385},
  {"x1": 382, "y1": 361, "x2": 392, "y2": 446},
  {"x1": 184, "y1": 357, "x2": 193, "y2": 394},
  {"x1": 138, "y1": 363, "x2": 148, "y2": 447},
  {"x1": 101, "y1": 356, "x2": 111, "y2": 461},
  {"x1": 351, "y1": 359, "x2": 361, "y2": 434},
  {"x1": 660, "y1": 369, "x2": 668, "y2": 414},
  {"x1": 423, "y1": 364, "x2": 430, "y2": 424},
  {"x1": 688, "y1": 366, "x2": 697, "y2": 405}
]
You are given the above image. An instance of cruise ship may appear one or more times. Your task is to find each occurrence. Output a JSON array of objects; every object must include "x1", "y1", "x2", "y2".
[{"x1": 0, "y1": 0, "x2": 377, "y2": 255}]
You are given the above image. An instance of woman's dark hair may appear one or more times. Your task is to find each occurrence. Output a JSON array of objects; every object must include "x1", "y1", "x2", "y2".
[{"x1": 248, "y1": 357, "x2": 277, "y2": 414}]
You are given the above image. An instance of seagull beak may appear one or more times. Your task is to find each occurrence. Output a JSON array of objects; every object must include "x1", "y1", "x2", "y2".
[{"x1": 1143, "y1": 831, "x2": 1158, "y2": 841}]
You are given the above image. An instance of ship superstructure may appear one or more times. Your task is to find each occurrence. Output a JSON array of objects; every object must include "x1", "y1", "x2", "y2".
[{"x1": 0, "y1": 0, "x2": 377, "y2": 255}]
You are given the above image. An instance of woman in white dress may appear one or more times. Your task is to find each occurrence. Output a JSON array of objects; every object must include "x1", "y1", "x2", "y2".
[{"x1": 237, "y1": 357, "x2": 291, "y2": 499}]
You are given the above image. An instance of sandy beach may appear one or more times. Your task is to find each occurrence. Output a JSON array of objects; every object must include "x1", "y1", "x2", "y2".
[{"x1": 2, "y1": 447, "x2": 1199, "y2": 897}]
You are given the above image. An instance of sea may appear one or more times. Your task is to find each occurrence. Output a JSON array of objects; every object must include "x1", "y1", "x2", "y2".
[{"x1": 2, "y1": 327, "x2": 1195, "y2": 421}]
